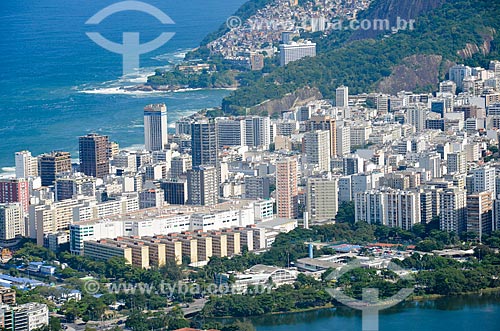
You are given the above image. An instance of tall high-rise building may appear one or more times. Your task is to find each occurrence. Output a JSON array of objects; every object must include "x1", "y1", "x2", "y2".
[
  {"x1": 279, "y1": 42, "x2": 316, "y2": 66},
  {"x1": 139, "y1": 188, "x2": 165, "y2": 209},
  {"x1": 493, "y1": 199, "x2": 500, "y2": 232},
  {"x1": 0, "y1": 178, "x2": 30, "y2": 213},
  {"x1": 15, "y1": 151, "x2": 38, "y2": 179},
  {"x1": 306, "y1": 176, "x2": 338, "y2": 221},
  {"x1": 170, "y1": 155, "x2": 192, "y2": 179},
  {"x1": 245, "y1": 116, "x2": 271, "y2": 150},
  {"x1": 216, "y1": 118, "x2": 245, "y2": 148},
  {"x1": 244, "y1": 176, "x2": 271, "y2": 200},
  {"x1": 472, "y1": 166, "x2": 496, "y2": 193},
  {"x1": 191, "y1": 120, "x2": 218, "y2": 168},
  {"x1": 144, "y1": 104, "x2": 168, "y2": 152},
  {"x1": 0, "y1": 203, "x2": 25, "y2": 240},
  {"x1": 419, "y1": 189, "x2": 433, "y2": 224},
  {"x1": 175, "y1": 117, "x2": 194, "y2": 135},
  {"x1": 304, "y1": 130, "x2": 331, "y2": 172},
  {"x1": 307, "y1": 115, "x2": 337, "y2": 157},
  {"x1": 449, "y1": 64, "x2": 472, "y2": 91},
  {"x1": 467, "y1": 191, "x2": 493, "y2": 241},
  {"x1": 489, "y1": 60, "x2": 500, "y2": 77},
  {"x1": 419, "y1": 153, "x2": 442, "y2": 179},
  {"x1": 38, "y1": 151, "x2": 71, "y2": 186},
  {"x1": 336, "y1": 124, "x2": 351, "y2": 156},
  {"x1": 161, "y1": 179, "x2": 188, "y2": 205},
  {"x1": 55, "y1": 176, "x2": 96, "y2": 201},
  {"x1": 336, "y1": 86, "x2": 349, "y2": 108},
  {"x1": 79, "y1": 133, "x2": 110, "y2": 178},
  {"x1": 447, "y1": 151, "x2": 467, "y2": 174},
  {"x1": 343, "y1": 155, "x2": 363, "y2": 176},
  {"x1": 187, "y1": 166, "x2": 218, "y2": 206},
  {"x1": 406, "y1": 107, "x2": 427, "y2": 132},
  {"x1": 276, "y1": 157, "x2": 298, "y2": 219},
  {"x1": 439, "y1": 187, "x2": 467, "y2": 233},
  {"x1": 376, "y1": 94, "x2": 390, "y2": 113},
  {"x1": 281, "y1": 31, "x2": 293, "y2": 44},
  {"x1": 355, "y1": 189, "x2": 420, "y2": 230}
]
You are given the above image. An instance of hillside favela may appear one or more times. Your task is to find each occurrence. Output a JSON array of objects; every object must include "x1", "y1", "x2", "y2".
[{"x1": 2, "y1": 0, "x2": 500, "y2": 330}]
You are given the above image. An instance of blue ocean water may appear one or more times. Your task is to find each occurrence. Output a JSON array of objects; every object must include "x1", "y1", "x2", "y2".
[{"x1": 0, "y1": 0, "x2": 246, "y2": 171}]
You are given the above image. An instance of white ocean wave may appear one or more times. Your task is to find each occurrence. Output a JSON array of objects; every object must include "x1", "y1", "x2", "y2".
[
  {"x1": 119, "y1": 144, "x2": 146, "y2": 151},
  {"x1": 152, "y1": 48, "x2": 192, "y2": 62},
  {"x1": 79, "y1": 87, "x2": 168, "y2": 96},
  {"x1": 0, "y1": 167, "x2": 15, "y2": 178},
  {"x1": 75, "y1": 49, "x2": 232, "y2": 97}
]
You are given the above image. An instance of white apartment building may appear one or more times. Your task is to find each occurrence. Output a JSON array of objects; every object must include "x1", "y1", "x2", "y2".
[
  {"x1": 350, "y1": 124, "x2": 373, "y2": 147},
  {"x1": 29, "y1": 194, "x2": 139, "y2": 245},
  {"x1": 245, "y1": 116, "x2": 271, "y2": 150},
  {"x1": 355, "y1": 189, "x2": 420, "y2": 230},
  {"x1": 306, "y1": 177, "x2": 338, "y2": 221},
  {"x1": 419, "y1": 152, "x2": 442, "y2": 179},
  {"x1": 15, "y1": 151, "x2": 38, "y2": 179},
  {"x1": 472, "y1": 166, "x2": 496, "y2": 193},
  {"x1": 439, "y1": 187, "x2": 467, "y2": 233},
  {"x1": 70, "y1": 201, "x2": 258, "y2": 255},
  {"x1": 336, "y1": 125, "x2": 351, "y2": 156},
  {"x1": 0, "y1": 203, "x2": 25, "y2": 240},
  {"x1": 279, "y1": 42, "x2": 316, "y2": 66},
  {"x1": 304, "y1": 130, "x2": 331, "y2": 172},
  {"x1": 217, "y1": 118, "x2": 246, "y2": 147},
  {"x1": 447, "y1": 151, "x2": 467, "y2": 174},
  {"x1": 0, "y1": 303, "x2": 48, "y2": 331},
  {"x1": 254, "y1": 199, "x2": 274, "y2": 222}
]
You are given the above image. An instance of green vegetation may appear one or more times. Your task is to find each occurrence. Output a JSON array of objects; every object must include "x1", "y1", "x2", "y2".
[
  {"x1": 334, "y1": 202, "x2": 355, "y2": 224},
  {"x1": 222, "y1": 0, "x2": 500, "y2": 114},
  {"x1": 395, "y1": 249, "x2": 500, "y2": 296},
  {"x1": 202, "y1": 275, "x2": 333, "y2": 317},
  {"x1": 147, "y1": 67, "x2": 238, "y2": 89},
  {"x1": 125, "y1": 307, "x2": 189, "y2": 331}
]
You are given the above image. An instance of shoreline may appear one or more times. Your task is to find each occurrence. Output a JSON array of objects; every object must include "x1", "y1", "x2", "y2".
[
  {"x1": 200, "y1": 288, "x2": 500, "y2": 320},
  {"x1": 79, "y1": 85, "x2": 237, "y2": 95}
]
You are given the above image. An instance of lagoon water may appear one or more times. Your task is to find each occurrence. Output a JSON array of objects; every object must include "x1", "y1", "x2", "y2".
[
  {"x1": 0, "y1": 0, "x2": 246, "y2": 171},
  {"x1": 252, "y1": 294, "x2": 500, "y2": 331}
]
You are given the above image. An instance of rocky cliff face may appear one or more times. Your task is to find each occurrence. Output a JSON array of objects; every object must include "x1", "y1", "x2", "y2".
[
  {"x1": 376, "y1": 54, "x2": 454, "y2": 94},
  {"x1": 250, "y1": 86, "x2": 323, "y2": 116},
  {"x1": 457, "y1": 28, "x2": 496, "y2": 59}
]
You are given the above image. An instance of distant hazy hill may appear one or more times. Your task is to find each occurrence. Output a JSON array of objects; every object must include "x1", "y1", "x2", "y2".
[
  {"x1": 222, "y1": 0, "x2": 500, "y2": 115},
  {"x1": 200, "y1": 0, "x2": 274, "y2": 45},
  {"x1": 349, "y1": 0, "x2": 446, "y2": 40}
]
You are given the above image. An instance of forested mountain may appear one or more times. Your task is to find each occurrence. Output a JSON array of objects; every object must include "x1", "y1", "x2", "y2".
[{"x1": 222, "y1": 0, "x2": 500, "y2": 115}]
